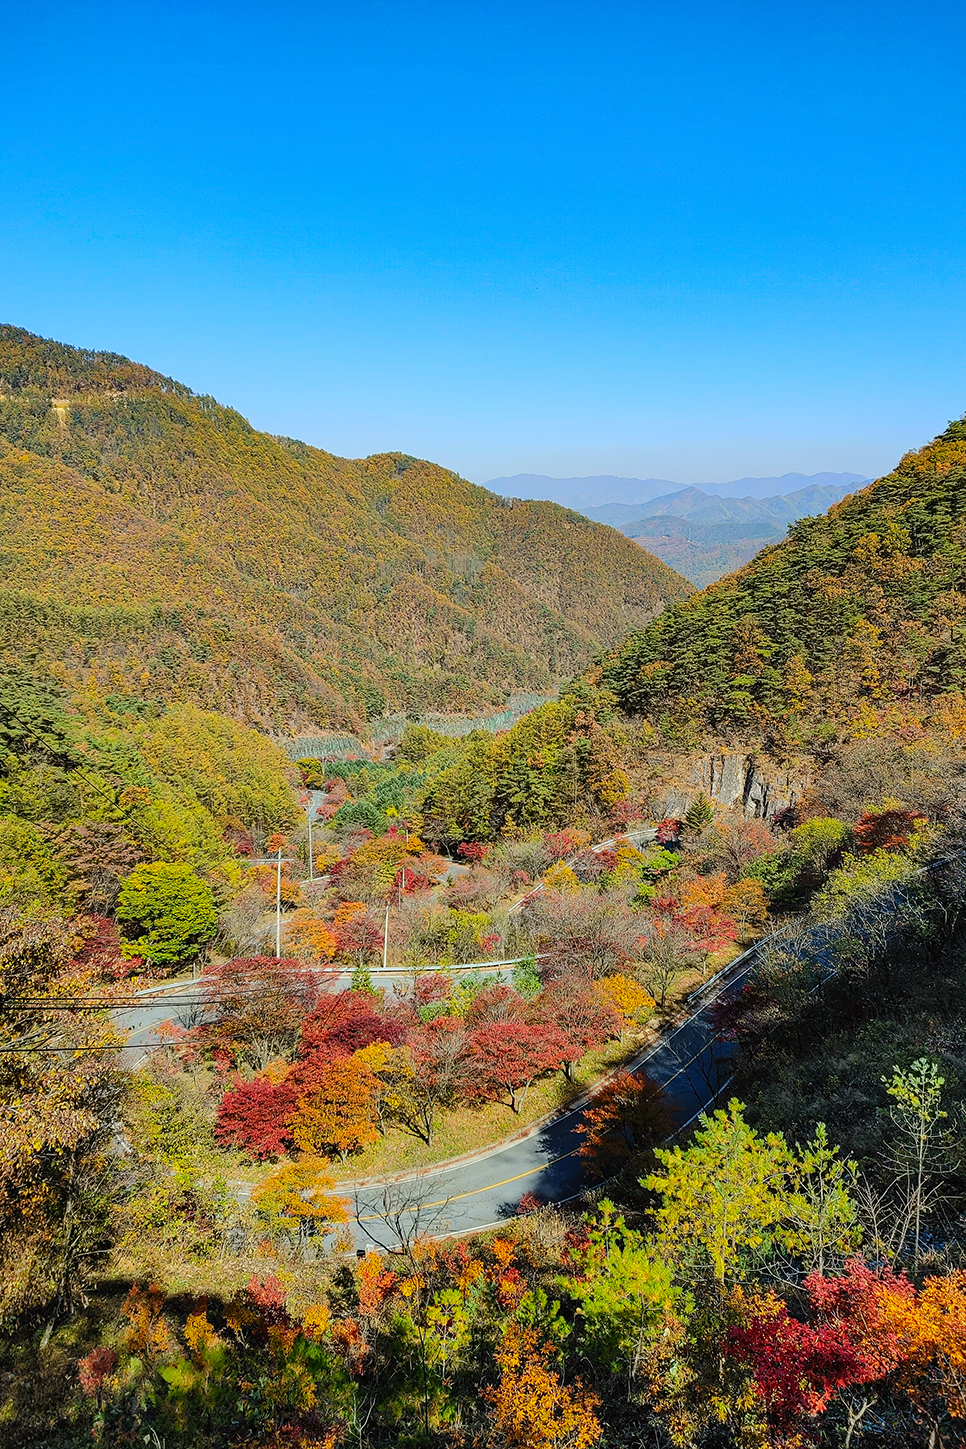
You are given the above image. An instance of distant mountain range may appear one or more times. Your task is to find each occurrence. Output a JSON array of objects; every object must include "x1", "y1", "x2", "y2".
[
  {"x1": 595, "y1": 418, "x2": 966, "y2": 738},
  {"x1": 484, "y1": 471, "x2": 870, "y2": 510},
  {"x1": 483, "y1": 473, "x2": 869, "y2": 587}
]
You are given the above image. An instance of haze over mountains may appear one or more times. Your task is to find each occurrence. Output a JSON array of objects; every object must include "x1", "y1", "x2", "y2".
[
  {"x1": 484, "y1": 471, "x2": 869, "y2": 509},
  {"x1": 484, "y1": 472, "x2": 870, "y2": 587}
]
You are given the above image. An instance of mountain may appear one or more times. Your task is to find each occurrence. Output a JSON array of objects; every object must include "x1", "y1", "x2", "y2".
[
  {"x1": 700, "y1": 470, "x2": 870, "y2": 500},
  {"x1": 608, "y1": 481, "x2": 858, "y2": 528},
  {"x1": 0, "y1": 326, "x2": 691, "y2": 735},
  {"x1": 615, "y1": 518, "x2": 783, "y2": 590},
  {"x1": 483, "y1": 474, "x2": 682, "y2": 509},
  {"x1": 484, "y1": 470, "x2": 869, "y2": 512},
  {"x1": 580, "y1": 481, "x2": 861, "y2": 586},
  {"x1": 593, "y1": 416, "x2": 966, "y2": 746}
]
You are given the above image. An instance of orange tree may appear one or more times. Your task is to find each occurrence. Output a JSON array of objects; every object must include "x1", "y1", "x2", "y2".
[
  {"x1": 289, "y1": 1054, "x2": 381, "y2": 1162},
  {"x1": 576, "y1": 1071, "x2": 673, "y2": 1180}
]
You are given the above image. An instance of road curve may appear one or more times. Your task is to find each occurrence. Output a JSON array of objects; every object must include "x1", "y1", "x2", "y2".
[
  {"x1": 349, "y1": 943, "x2": 764, "y2": 1249},
  {"x1": 110, "y1": 824, "x2": 770, "y2": 1248},
  {"x1": 349, "y1": 847, "x2": 966, "y2": 1245},
  {"x1": 112, "y1": 938, "x2": 762, "y2": 1248}
]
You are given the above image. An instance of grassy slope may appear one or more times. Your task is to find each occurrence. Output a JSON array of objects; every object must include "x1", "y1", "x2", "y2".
[{"x1": 0, "y1": 326, "x2": 691, "y2": 734}]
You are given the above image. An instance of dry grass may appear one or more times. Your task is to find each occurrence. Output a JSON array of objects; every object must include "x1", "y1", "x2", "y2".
[{"x1": 327, "y1": 1034, "x2": 642, "y2": 1183}]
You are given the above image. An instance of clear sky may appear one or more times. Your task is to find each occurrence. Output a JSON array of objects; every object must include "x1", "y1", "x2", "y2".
[{"x1": 2, "y1": 1, "x2": 965, "y2": 485}]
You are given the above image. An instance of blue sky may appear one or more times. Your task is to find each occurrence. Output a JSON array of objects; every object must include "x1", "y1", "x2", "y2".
[{"x1": 2, "y1": 1, "x2": 964, "y2": 484}]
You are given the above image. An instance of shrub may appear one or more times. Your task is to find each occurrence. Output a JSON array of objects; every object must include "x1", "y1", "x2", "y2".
[{"x1": 115, "y1": 861, "x2": 217, "y2": 968}]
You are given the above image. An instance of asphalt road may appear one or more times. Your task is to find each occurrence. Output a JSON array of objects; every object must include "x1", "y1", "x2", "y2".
[
  {"x1": 348, "y1": 943, "x2": 760, "y2": 1250},
  {"x1": 112, "y1": 821, "x2": 758, "y2": 1248},
  {"x1": 111, "y1": 933, "x2": 761, "y2": 1249}
]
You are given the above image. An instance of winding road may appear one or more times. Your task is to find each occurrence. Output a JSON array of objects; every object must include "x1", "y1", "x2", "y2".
[
  {"x1": 117, "y1": 822, "x2": 907, "y2": 1249},
  {"x1": 348, "y1": 941, "x2": 762, "y2": 1249},
  {"x1": 112, "y1": 930, "x2": 765, "y2": 1250}
]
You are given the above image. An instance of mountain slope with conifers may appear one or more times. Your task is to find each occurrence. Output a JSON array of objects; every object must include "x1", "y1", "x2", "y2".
[
  {"x1": 594, "y1": 416, "x2": 966, "y2": 750},
  {"x1": 0, "y1": 325, "x2": 691, "y2": 734}
]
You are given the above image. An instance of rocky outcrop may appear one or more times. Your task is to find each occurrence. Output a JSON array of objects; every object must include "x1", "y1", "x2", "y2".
[{"x1": 658, "y1": 750, "x2": 811, "y2": 821}]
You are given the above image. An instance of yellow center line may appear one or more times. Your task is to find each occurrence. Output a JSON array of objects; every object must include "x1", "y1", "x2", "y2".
[
  {"x1": 354, "y1": 1037, "x2": 725, "y2": 1220},
  {"x1": 355, "y1": 1148, "x2": 581, "y2": 1219}
]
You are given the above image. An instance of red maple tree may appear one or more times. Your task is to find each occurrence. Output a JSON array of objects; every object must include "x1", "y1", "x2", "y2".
[{"x1": 469, "y1": 1020, "x2": 571, "y2": 1112}]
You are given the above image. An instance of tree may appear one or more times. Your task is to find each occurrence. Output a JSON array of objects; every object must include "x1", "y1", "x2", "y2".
[
  {"x1": 568, "y1": 1200, "x2": 677, "y2": 1380},
  {"x1": 645, "y1": 1100, "x2": 792, "y2": 1285},
  {"x1": 0, "y1": 666, "x2": 78, "y2": 774},
  {"x1": 529, "y1": 889, "x2": 642, "y2": 981},
  {"x1": 540, "y1": 979, "x2": 619, "y2": 1078},
  {"x1": 282, "y1": 908, "x2": 338, "y2": 961},
  {"x1": 512, "y1": 954, "x2": 542, "y2": 1000},
  {"x1": 636, "y1": 913, "x2": 702, "y2": 1008},
  {"x1": 882, "y1": 1057, "x2": 950, "y2": 1264},
  {"x1": 214, "y1": 1074, "x2": 299, "y2": 1158},
  {"x1": 350, "y1": 960, "x2": 376, "y2": 995},
  {"x1": 115, "y1": 862, "x2": 217, "y2": 969},
  {"x1": 0, "y1": 909, "x2": 126, "y2": 1327},
  {"x1": 721, "y1": 879, "x2": 768, "y2": 939},
  {"x1": 544, "y1": 860, "x2": 581, "y2": 894},
  {"x1": 297, "y1": 989, "x2": 402, "y2": 1066},
  {"x1": 576, "y1": 1071, "x2": 672, "y2": 1179},
  {"x1": 46, "y1": 821, "x2": 145, "y2": 913},
  {"x1": 598, "y1": 974, "x2": 655, "y2": 1039},
  {"x1": 469, "y1": 1020, "x2": 571, "y2": 1113},
  {"x1": 200, "y1": 955, "x2": 320, "y2": 1069},
  {"x1": 389, "y1": 1017, "x2": 471, "y2": 1144},
  {"x1": 783, "y1": 1123, "x2": 862, "y2": 1276},
  {"x1": 684, "y1": 794, "x2": 714, "y2": 833},
  {"x1": 853, "y1": 809, "x2": 926, "y2": 854},
  {"x1": 335, "y1": 905, "x2": 385, "y2": 967},
  {"x1": 487, "y1": 1324, "x2": 602, "y2": 1449},
  {"x1": 726, "y1": 1285, "x2": 894, "y2": 1442},
  {"x1": 879, "y1": 1269, "x2": 966, "y2": 1434},
  {"x1": 252, "y1": 1153, "x2": 348, "y2": 1246},
  {"x1": 289, "y1": 1055, "x2": 380, "y2": 1162}
]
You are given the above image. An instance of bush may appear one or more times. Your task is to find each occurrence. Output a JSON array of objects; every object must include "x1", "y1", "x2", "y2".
[{"x1": 116, "y1": 861, "x2": 218, "y2": 968}]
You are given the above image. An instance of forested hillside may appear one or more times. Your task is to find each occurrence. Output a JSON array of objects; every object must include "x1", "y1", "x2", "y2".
[
  {"x1": 595, "y1": 416, "x2": 966, "y2": 750},
  {"x1": 0, "y1": 326, "x2": 690, "y2": 734}
]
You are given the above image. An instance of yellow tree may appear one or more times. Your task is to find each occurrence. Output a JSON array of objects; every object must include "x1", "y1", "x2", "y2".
[
  {"x1": 0, "y1": 910, "x2": 126, "y2": 1325},
  {"x1": 598, "y1": 975, "x2": 655, "y2": 1039},
  {"x1": 253, "y1": 1152, "x2": 349, "y2": 1247},
  {"x1": 544, "y1": 861, "x2": 582, "y2": 894},
  {"x1": 487, "y1": 1325, "x2": 602, "y2": 1449},
  {"x1": 645, "y1": 1100, "x2": 791, "y2": 1286},
  {"x1": 721, "y1": 879, "x2": 768, "y2": 940}
]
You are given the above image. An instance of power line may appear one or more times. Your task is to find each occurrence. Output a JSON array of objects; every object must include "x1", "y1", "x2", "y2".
[{"x1": 1, "y1": 695, "x2": 118, "y2": 804}]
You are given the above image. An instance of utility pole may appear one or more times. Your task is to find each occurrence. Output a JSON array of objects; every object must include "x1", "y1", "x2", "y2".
[
  {"x1": 383, "y1": 903, "x2": 390, "y2": 973},
  {"x1": 307, "y1": 801, "x2": 314, "y2": 883},
  {"x1": 275, "y1": 844, "x2": 283, "y2": 958}
]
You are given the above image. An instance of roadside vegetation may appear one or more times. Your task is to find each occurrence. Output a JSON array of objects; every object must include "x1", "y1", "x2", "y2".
[{"x1": 5, "y1": 647, "x2": 963, "y2": 1445}]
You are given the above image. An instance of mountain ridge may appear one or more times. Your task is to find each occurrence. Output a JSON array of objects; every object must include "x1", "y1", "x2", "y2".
[
  {"x1": 484, "y1": 469, "x2": 869, "y2": 510},
  {"x1": 594, "y1": 415, "x2": 966, "y2": 747},
  {"x1": 581, "y1": 481, "x2": 861, "y2": 586},
  {"x1": 0, "y1": 325, "x2": 692, "y2": 734}
]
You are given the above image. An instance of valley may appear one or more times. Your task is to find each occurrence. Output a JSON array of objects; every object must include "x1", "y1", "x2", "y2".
[{"x1": 4, "y1": 328, "x2": 966, "y2": 1449}]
